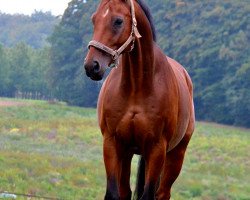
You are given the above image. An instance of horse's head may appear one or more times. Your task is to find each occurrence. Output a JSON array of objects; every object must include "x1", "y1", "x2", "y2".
[{"x1": 84, "y1": 0, "x2": 141, "y2": 81}]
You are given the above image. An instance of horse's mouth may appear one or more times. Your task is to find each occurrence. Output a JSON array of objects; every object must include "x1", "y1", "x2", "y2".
[
  {"x1": 90, "y1": 75, "x2": 103, "y2": 81},
  {"x1": 86, "y1": 71, "x2": 103, "y2": 81}
]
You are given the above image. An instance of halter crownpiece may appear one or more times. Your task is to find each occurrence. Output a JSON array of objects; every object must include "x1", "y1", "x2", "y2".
[{"x1": 88, "y1": 0, "x2": 142, "y2": 68}]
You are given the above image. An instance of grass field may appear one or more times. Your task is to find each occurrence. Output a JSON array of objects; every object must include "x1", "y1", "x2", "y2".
[{"x1": 0, "y1": 98, "x2": 249, "y2": 200}]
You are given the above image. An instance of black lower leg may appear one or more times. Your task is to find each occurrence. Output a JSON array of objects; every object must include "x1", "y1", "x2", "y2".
[
  {"x1": 105, "y1": 177, "x2": 119, "y2": 200},
  {"x1": 140, "y1": 182, "x2": 156, "y2": 200}
]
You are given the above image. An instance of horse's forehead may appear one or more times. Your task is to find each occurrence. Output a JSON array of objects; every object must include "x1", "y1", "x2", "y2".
[
  {"x1": 98, "y1": 0, "x2": 113, "y2": 8},
  {"x1": 97, "y1": 0, "x2": 127, "y2": 13}
]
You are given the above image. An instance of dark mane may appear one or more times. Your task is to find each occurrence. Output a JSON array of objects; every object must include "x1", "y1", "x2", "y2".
[{"x1": 137, "y1": 0, "x2": 157, "y2": 41}]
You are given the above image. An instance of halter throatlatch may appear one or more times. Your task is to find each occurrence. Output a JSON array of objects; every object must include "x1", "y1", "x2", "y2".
[{"x1": 88, "y1": 0, "x2": 142, "y2": 68}]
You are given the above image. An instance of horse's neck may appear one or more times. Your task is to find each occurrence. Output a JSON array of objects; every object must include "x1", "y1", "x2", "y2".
[
  {"x1": 121, "y1": 37, "x2": 155, "y2": 95},
  {"x1": 119, "y1": 2, "x2": 155, "y2": 96}
]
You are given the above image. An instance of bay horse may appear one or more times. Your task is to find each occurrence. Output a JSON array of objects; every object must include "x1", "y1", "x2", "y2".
[{"x1": 84, "y1": 0, "x2": 195, "y2": 199}]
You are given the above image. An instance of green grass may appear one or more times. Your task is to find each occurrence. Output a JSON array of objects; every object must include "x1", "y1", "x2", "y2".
[
  {"x1": 0, "y1": 98, "x2": 249, "y2": 200},
  {"x1": 172, "y1": 123, "x2": 250, "y2": 200}
]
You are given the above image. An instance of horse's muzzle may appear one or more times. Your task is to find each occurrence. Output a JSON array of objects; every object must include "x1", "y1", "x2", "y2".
[{"x1": 84, "y1": 60, "x2": 104, "y2": 81}]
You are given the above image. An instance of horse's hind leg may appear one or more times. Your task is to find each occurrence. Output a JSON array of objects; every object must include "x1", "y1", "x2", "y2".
[{"x1": 156, "y1": 129, "x2": 193, "y2": 200}]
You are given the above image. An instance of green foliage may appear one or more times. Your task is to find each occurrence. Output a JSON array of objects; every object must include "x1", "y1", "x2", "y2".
[
  {"x1": 28, "y1": 46, "x2": 52, "y2": 95},
  {"x1": 0, "y1": 98, "x2": 249, "y2": 199},
  {"x1": 49, "y1": 0, "x2": 99, "y2": 106},
  {"x1": 0, "y1": 43, "x2": 50, "y2": 97},
  {"x1": 0, "y1": 44, "x2": 10, "y2": 96},
  {"x1": 0, "y1": 11, "x2": 56, "y2": 98},
  {"x1": 8, "y1": 43, "x2": 31, "y2": 93},
  {"x1": 0, "y1": 11, "x2": 58, "y2": 48}
]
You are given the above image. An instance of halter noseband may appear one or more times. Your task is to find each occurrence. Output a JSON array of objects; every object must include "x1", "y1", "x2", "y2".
[{"x1": 88, "y1": 0, "x2": 142, "y2": 68}]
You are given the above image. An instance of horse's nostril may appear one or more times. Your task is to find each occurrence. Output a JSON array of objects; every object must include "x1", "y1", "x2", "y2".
[
  {"x1": 93, "y1": 61, "x2": 101, "y2": 73},
  {"x1": 84, "y1": 62, "x2": 88, "y2": 70}
]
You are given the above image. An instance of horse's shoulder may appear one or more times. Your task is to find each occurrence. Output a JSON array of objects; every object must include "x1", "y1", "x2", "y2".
[
  {"x1": 166, "y1": 56, "x2": 185, "y2": 74},
  {"x1": 166, "y1": 56, "x2": 194, "y2": 99}
]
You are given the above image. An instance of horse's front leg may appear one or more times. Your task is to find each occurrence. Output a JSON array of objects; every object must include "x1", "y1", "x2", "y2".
[
  {"x1": 103, "y1": 135, "x2": 121, "y2": 200},
  {"x1": 140, "y1": 140, "x2": 166, "y2": 200},
  {"x1": 119, "y1": 152, "x2": 133, "y2": 200},
  {"x1": 103, "y1": 135, "x2": 132, "y2": 200}
]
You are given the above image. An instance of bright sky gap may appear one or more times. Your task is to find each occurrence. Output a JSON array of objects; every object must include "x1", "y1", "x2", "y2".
[{"x1": 0, "y1": 0, "x2": 72, "y2": 15}]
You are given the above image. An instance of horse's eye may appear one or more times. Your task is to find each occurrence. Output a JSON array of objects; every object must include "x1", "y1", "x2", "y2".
[{"x1": 114, "y1": 18, "x2": 123, "y2": 27}]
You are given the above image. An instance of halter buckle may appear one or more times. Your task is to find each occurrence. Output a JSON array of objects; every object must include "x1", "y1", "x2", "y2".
[{"x1": 112, "y1": 51, "x2": 119, "y2": 61}]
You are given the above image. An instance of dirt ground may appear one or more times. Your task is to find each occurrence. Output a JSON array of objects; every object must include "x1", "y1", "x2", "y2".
[{"x1": 0, "y1": 100, "x2": 27, "y2": 107}]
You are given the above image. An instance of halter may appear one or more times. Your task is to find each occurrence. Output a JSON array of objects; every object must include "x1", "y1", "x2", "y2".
[{"x1": 88, "y1": 0, "x2": 142, "y2": 68}]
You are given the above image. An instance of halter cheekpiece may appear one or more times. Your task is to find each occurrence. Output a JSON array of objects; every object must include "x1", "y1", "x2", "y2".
[{"x1": 88, "y1": 0, "x2": 142, "y2": 68}]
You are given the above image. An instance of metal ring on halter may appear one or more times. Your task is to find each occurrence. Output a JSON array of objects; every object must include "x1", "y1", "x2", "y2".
[{"x1": 112, "y1": 51, "x2": 119, "y2": 61}]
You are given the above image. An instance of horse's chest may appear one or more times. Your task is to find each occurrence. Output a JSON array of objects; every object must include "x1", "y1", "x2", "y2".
[{"x1": 104, "y1": 107, "x2": 164, "y2": 146}]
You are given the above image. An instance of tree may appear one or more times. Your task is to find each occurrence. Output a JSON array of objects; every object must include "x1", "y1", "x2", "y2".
[
  {"x1": 49, "y1": 0, "x2": 99, "y2": 106},
  {"x1": 228, "y1": 61, "x2": 250, "y2": 127},
  {"x1": 0, "y1": 43, "x2": 10, "y2": 96},
  {"x1": 28, "y1": 46, "x2": 51, "y2": 95},
  {"x1": 7, "y1": 42, "x2": 31, "y2": 95},
  {"x1": 0, "y1": 12, "x2": 58, "y2": 48}
]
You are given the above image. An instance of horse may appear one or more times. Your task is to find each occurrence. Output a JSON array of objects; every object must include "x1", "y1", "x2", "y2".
[{"x1": 84, "y1": 0, "x2": 195, "y2": 199}]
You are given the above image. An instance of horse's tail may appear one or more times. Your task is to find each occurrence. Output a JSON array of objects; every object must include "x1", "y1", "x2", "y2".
[{"x1": 133, "y1": 156, "x2": 145, "y2": 200}]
